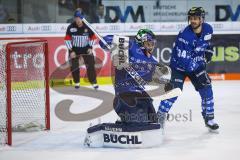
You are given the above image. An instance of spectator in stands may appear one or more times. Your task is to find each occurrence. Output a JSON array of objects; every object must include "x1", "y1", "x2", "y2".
[{"x1": 0, "y1": 4, "x2": 9, "y2": 23}]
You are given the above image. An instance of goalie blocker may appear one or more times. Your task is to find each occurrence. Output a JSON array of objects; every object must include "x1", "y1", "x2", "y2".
[{"x1": 84, "y1": 122, "x2": 163, "y2": 148}]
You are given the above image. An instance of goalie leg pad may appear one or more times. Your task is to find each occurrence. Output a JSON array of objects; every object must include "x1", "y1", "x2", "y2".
[{"x1": 84, "y1": 123, "x2": 163, "y2": 148}]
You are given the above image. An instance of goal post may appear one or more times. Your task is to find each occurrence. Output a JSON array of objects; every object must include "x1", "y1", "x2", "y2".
[{"x1": 0, "y1": 39, "x2": 50, "y2": 146}]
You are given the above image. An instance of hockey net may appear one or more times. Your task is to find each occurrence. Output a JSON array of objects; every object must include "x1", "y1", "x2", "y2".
[{"x1": 0, "y1": 39, "x2": 50, "y2": 145}]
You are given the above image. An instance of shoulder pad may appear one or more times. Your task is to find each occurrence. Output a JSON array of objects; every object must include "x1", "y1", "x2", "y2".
[{"x1": 203, "y1": 23, "x2": 213, "y2": 34}]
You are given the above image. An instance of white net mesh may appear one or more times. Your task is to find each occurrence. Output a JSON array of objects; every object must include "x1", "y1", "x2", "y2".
[
  {"x1": 0, "y1": 42, "x2": 7, "y2": 144},
  {"x1": 0, "y1": 40, "x2": 49, "y2": 145}
]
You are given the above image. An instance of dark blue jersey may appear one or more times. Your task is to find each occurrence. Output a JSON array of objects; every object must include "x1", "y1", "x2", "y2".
[
  {"x1": 99, "y1": 35, "x2": 158, "y2": 95},
  {"x1": 114, "y1": 39, "x2": 158, "y2": 95},
  {"x1": 170, "y1": 23, "x2": 213, "y2": 72}
]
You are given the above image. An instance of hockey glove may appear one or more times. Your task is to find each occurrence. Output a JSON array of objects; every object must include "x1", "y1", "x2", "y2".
[
  {"x1": 187, "y1": 60, "x2": 199, "y2": 72},
  {"x1": 204, "y1": 46, "x2": 214, "y2": 63}
]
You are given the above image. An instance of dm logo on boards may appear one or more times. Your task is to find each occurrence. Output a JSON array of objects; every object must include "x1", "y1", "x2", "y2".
[
  {"x1": 215, "y1": 5, "x2": 240, "y2": 21},
  {"x1": 105, "y1": 6, "x2": 145, "y2": 23}
]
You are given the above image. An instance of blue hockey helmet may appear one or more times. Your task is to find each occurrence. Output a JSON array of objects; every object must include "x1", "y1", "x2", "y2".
[{"x1": 74, "y1": 9, "x2": 84, "y2": 19}]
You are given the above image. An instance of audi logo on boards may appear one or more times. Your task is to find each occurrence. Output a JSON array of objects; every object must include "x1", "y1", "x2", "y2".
[
  {"x1": 109, "y1": 25, "x2": 120, "y2": 31},
  {"x1": 41, "y1": 25, "x2": 52, "y2": 31},
  {"x1": 7, "y1": 26, "x2": 16, "y2": 32}
]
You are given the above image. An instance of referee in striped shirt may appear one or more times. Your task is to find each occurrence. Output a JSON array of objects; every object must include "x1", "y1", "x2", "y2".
[{"x1": 65, "y1": 10, "x2": 98, "y2": 89}]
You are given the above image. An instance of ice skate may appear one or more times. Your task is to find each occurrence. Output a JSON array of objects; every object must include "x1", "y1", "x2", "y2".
[
  {"x1": 92, "y1": 83, "x2": 99, "y2": 90},
  {"x1": 205, "y1": 119, "x2": 219, "y2": 133},
  {"x1": 74, "y1": 83, "x2": 80, "y2": 89}
]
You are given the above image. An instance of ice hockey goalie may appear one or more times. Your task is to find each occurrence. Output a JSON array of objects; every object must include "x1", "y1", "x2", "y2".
[{"x1": 84, "y1": 31, "x2": 181, "y2": 148}]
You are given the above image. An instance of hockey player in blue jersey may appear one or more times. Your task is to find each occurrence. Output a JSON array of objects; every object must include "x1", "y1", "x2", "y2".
[
  {"x1": 100, "y1": 29, "x2": 169, "y2": 124},
  {"x1": 158, "y1": 7, "x2": 219, "y2": 131}
]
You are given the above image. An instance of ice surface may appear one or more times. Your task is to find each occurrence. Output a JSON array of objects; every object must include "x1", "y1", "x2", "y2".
[{"x1": 1, "y1": 81, "x2": 240, "y2": 160}]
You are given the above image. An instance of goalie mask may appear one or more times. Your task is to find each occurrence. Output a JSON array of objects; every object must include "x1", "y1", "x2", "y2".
[{"x1": 135, "y1": 29, "x2": 156, "y2": 54}]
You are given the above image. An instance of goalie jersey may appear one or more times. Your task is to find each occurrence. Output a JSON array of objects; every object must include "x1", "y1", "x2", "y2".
[{"x1": 113, "y1": 38, "x2": 158, "y2": 95}]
